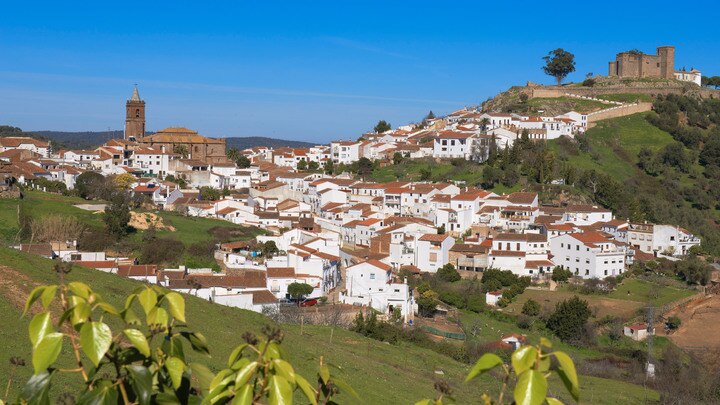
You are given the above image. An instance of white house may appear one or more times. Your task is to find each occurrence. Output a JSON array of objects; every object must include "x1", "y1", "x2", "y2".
[
  {"x1": 416, "y1": 234, "x2": 455, "y2": 273},
  {"x1": 330, "y1": 141, "x2": 361, "y2": 164},
  {"x1": 627, "y1": 223, "x2": 701, "y2": 257},
  {"x1": 433, "y1": 131, "x2": 475, "y2": 159},
  {"x1": 340, "y1": 260, "x2": 414, "y2": 321},
  {"x1": 549, "y1": 232, "x2": 626, "y2": 279}
]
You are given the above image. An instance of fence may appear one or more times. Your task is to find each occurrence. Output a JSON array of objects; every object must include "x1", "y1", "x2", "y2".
[{"x1": 420, "y1": 325, "x2": 466, "y2": 340}]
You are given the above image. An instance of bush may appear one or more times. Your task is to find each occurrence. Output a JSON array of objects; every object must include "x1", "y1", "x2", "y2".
[
  {"x1": 437, "y1": 263, "x2": 461, "y2": 282},
  {"x1": 139, "y1": 237, "x2": 185, "y2": 264},
  {"x1": 667, "y1": 315, "x2": 682, "y2": 330},
  {"x1": 417, "y1": 295, "x2": 437, "y2": 317},
  {"x1": 582, "y1": 78, "x2": 596, "y2": 87},
  {"x1": 516, "y1": 314, "x2": 533, "y2": 329},
  {"x1": 546, "y1": 296, "x2": 592, "y2": 343},
  {"x1": 521, "y1": 299, "x2": 541, "y2": 316},
  {"x1": 551, "y1": 266, "x2": 573, "y2": 283}
]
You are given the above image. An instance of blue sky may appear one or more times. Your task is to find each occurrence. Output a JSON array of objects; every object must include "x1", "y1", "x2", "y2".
[{"x1": 1, "y1": 1, "x2": 718, "y2": 143}]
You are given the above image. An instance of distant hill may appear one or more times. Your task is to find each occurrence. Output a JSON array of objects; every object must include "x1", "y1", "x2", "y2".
[
  {"x1": 225, "y1": 136, "x2": 317, "y2": 150},
  {"x1": 32, "y1": 130, "x2": 318, "y2": 150},
  {"x1": 35, "y1": 130, "x2": 123, "y2": 149}
]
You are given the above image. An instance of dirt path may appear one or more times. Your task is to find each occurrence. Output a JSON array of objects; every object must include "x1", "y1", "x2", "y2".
[
  {"x1": 0, "y1": 265, "x2": 44, "y2": 312},
  {"x1": 660, "y1": 294, "x2": 720, "y2": 364}
]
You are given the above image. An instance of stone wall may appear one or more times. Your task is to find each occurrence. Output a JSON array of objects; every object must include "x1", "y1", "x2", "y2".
[
  {"x1": 530, "y1": 85, "x2": 718, "y2": 99},
  {"x1": 587, "y1": 102, "x2": 653, "y2": 126}
]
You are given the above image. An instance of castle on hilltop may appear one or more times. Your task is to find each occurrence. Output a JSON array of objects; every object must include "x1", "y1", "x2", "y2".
[{"x1": 608, "y1": 46, "x2": 701, "y2": 86}]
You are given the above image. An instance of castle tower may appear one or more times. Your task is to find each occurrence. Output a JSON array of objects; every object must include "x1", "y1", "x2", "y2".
[
  {"x1": 657, "y1": 46, "x2": 675, "y2": 79},
  {"x1": 125, "y1": 85, "x2": 145, "y2": 141}
]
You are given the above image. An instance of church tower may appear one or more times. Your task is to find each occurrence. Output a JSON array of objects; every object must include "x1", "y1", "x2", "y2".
[{"x1": 125, "y1": 85, "x2": 145, "y2": 141}]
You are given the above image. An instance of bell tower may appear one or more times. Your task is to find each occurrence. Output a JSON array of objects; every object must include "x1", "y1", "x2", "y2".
[{"x1": 125, "y1": 85, "x2": 145, "y2": 141}]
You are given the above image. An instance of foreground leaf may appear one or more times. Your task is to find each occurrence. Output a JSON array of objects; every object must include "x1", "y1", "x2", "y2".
[
  {"x1": 465, "y1": 353, "x2": 503, "y2": 382},
  {"x1": 80, "y1": 321, "x2": 112, "y2": 367},
  {"x1": 138, "y1": 288, "x2": 158, "y2": 316},
  {"x1": 20, "y1": 371, "x2": 52, "y2": 404},
  {"x1": 511, "y1": 346, "x2": 538, "y2": 375},
  {"x1": 164, "y1": 292, "x2": 186, "y2": 322},
  {"x1": 268, "y1": 375, "x2": 292, "y2": 405},
  {"x1": 123, "y1": 329, "x2": 151, "y2": 357},
  {"x1": 231, "y1": 384, "x2": 253, "y2": 405},
  {"x1": 166, "y1": 356, "x2": 185, "y2": 389},
  {"x1": 553, "y1": 351, "x2": 580, "y2": 401},
  {"x1": 76, "y1": 380, "x2": 119, "y2": 405},
  {"x1": 24, "y1": 286, "x2": 47, "y2": 315},
  {"x1": 295, "y1": 374, "x2": 318, "y2": 405},
  {"x1": 513, "y1": 369, "x2": 547, "y2": 405},
  {"x1": 29, "y1": 312, "x2": 53, "y2": 348},
  {"x1": 32, "y1": 333, "x2": 63, "y2": 374},
  {"x1": 126, "y1": 365, "x2": 153, "y2": 405}
]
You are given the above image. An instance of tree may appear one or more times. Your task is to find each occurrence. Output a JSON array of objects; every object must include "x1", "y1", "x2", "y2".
[
  {"x1": 103, "y1": 193, "x2": 131, "y2": 239},
  {"x1": 546, "y1": 296, "x2": 592, "y2": 343},
  {"x1": 287, "y1": 282, "x2": 313, "y2": 301},
  {"x1": 392, "y1": 152, "x2": 403, "y2": 165},
  {"x1": 260, "y1": 240, "x2": 279, "y2": 258},
  {"x1": 424, "y1": 111, "x2": 436, "y2": 121},
  {"x1": 551, "y1": 266, "x2": 573, "y2": 283},
  {"x1": 436, "y1": 224, "x2": 445, "y2": 235},
  {"x1": 437, "y1": 263, "x2": 461, "y2": 282},
  {"x1": 199, "y1": 186, "x2": 221, "y2": 201},
  {"x1": 373, "y1": 120, "x2": 391, "y2": 133},
  {"x1": 236, "y1": 155, "x2": 251, "y2": 169},
  {"x1": 297, "y1": 159, "x2": 308, "y2": 171},
  {"x1": 417, "y1": 294, "x2": 437, "y2": 317},
  {"x1": 542, "y1": 48, "x2": 576, "y2": 85},
  {"x1": 139, "y1": 237, "x2": 185, "y2": 264},
  {"x1": 521, "y1": 299, "x2": 541, "y2": 316},
  {"x1": 308, "y1": 160, "x2": 319, "y2": 170},
  {"x1": 113, "y1": 173, "x2": 136, "y2": 190},
  {"x1": 324, "y1": 159, "x2": 335, "y2": 175},
  {"x1": 357, "y1": 157, "x2": 373, "y2": 179},
  {"x1": 173, "y1": 144, "x2": 189, "y2": 158},
  {"x1": 75, "y1": 171, "x2": 107, "y2": 200}
]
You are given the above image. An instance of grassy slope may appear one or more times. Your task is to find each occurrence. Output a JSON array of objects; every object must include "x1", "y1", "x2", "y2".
[
  {"x1": 0, "y1": 247, "x2": 658, "y2": 404},
  {"x1": 548, "y1": 112, "x2": 675, "y2": 181}
]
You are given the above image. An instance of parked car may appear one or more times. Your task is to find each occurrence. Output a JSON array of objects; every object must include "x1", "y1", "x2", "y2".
[{"x1": 300, "y1": 298, "x2": 318, "y2": 307}]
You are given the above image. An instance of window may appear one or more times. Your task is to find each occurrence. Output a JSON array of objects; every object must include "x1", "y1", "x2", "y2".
[
  {"x1": 585, "y1": 269, "x2": 590, "y2": 275},
  {"x1": 369, "y1": 273, "x2": 375, "y2": 280},
  {"x1": 576, "y1": 245, "x2": 579, "y2": 251}
]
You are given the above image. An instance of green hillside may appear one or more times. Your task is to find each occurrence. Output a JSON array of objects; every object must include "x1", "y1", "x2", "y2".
[{"x1": 0, "y1": 247, "x2": 658, "y2": 404}]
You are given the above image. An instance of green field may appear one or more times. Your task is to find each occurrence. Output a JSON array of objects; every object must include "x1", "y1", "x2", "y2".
[
  {"x1": 0, "y1": 190, "x2": 263, "y2": 248},
  {"x1": 0, "y1": 247, "x2": 658, "y2": 404},
  {"x1": 526, "y1": 96, "x2": 613, "y2": 114},
  {"x1": 548, "y1": 112, "x2": 676, "y2": 181},
  {"x1": 607, "y1": 278, "x2": 697, "y2": 307}
]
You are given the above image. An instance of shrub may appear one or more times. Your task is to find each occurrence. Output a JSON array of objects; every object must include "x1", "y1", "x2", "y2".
[
  {"x1": 437, "y1": 263, "x2": 461, "y2": 282},
  {"x1": 582, "y1": 78, "x2": 596, "y2": 87},
  {"x1": 551, "y1": 266, "x2": 573, "y2": 283},
  {"x1": 667, "y1": 315, "x2": 682, "y2": 330},
  {"x1": 521, "y1": 299, "x2": 541, "y2": 316},
  {"x1": 139, "y1": 237, "x2": 185, "y2": 264},
  {"x1": 546, "y1": 296, "x2": 592, "y2": 343}
]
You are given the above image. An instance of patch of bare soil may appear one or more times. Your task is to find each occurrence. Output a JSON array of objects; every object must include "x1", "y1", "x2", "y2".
[
  {"x1": 0, "y1": 265, "x2": 43, "y2": 311},
  {"x1": 661, "y1": 294, "x2": 720, "y2": 364},
  {"x1": 129, "y1": 212, "x2": 175, "y2": 231}
]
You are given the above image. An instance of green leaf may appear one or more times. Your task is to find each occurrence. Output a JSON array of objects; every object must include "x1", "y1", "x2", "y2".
[
  {"x1": 166, "y1": 356, "x2": 185, "y2": 389},
  {"x1": 332, "y1": 377, "x2": 359, "y2": 399},
  {"x1": 79, "y1": 321, "x2": 112, "y2": 367},
  {"x1": 272, "y1": 359, "x2": 296, "y2": 384},
  {"x1": 511, "y1": 346, "x2": 538, "y2": 375},
  {"x1": 234, "y1": 361, "x2": 259, "y2": 387},
  {"x1": 227, "y1": 344, "x2": 249, "y2": 367},
  {"x1": 20, "y1": 371, "x2": 52, "y2": 404},
  {"x1": 465, "y1": 353, "x2": 503, "y2": 382},
  {"x1": 231, "y1": 384, "x2": 253, "y2": 405},
  {"x1": 24, "y1": 286, "x2": 46, "y2": 315},
  {"x1": 32, "y1": 332, "x2": 63, "y2": 374},
  {"x1": 29, "y1": 312, "x2": 54, "y2": 348},
  {"x1": 546, "y1": 398, "x2": 564, "y2": 405},
  {"x1": 67, "y1": 281, "x2": 91, "y2": 299},
  {"x1": 553, "y1": 351, "x2": 579, "y2": 401},
  {"x1": 69, "y1": 296, "x2": 91, "y2": 326},
  {"x1": 539, "y1": 337, "x2": 553, "y2": 348},
  {"x1": 76, "y1": 380, "x2": 119, "y2": 405},
  {"x1": 124, "y1": 293, "x2": 137, "y2": 309},
  {"x1": 138, "y1": 288, "x2": 158, "y2": 316},
  {"x1": 414, "y1": 401, "x2": 431, "y2": 405},
  {"x1": 268, "y1": 375, "x2": 293, "y2": 405},
  {"x1": 513, "y1": 369, "x2": 548, "y2": 405},
  {"x1": 319, "y1": 364, "x2": 330, "y2": 384},
  {"x1": 295, "y1": 374, "x2": 318, "y2": 405},
  {"x1": 123, "y1": 329, "x2": 151, "y2": 357},
  {"x1": 121, "y1": 307, "x2": 141, "y2": 326},
  {"x1": 40, "y1": 286, "x2": 57, "y2": 309},
  {"x1": 538, "y1": 355, "x2": 551, "y2": 373},
  {"x1": 126, "y1": 365, "x2": 153, "y2": 405},
  {"x1": 209, "y1": 369, "x2": 233, "y2": 392},
  {"x1": 164, "y1": 292, "x2": 186, "y2": 322},
  {"x1": 189, "y1": 362, "x2": 215, "y2": 394},
  {"x1": 147, "y1": 306, "x2": 169, "y2": 327},
  {"x1": 97, "y1": 302, "x2": 119, "y2": 315}
]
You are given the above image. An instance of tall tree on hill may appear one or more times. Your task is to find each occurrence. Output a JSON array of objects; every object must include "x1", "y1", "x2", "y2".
[
  {"x1": 103, "y1": 193, "x2": 131, "y2": 239},
  {"x1": 542, "y1": 48, "x2": 576, "y2": 85},
  {"x1": 374, "y1": 120, "x2": 391, "y2": 133},
  {"x1": 357, "y1": 157, "x2": 373, "y2": 179}
]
